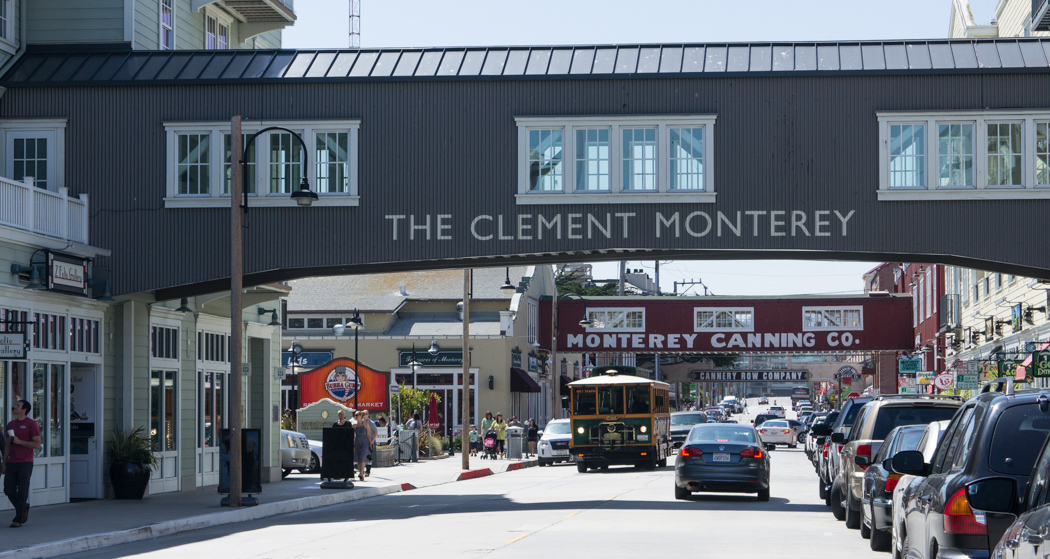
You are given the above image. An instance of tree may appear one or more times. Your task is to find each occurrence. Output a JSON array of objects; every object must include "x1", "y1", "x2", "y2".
[
  {"x1": 556, "y1": 271, "x2": 619, "y2": 296},
  {"x1": 391, "y1": 385, "x2": 440, "y2": 426}
]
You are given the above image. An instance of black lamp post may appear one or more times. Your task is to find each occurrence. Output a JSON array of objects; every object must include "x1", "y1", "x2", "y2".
[
  {"x1": 227, "y1": 116, "x2": 318, "y2": 508},
  {"x1": 333, "y1": 309, "x2": 364, "y2": 410}
]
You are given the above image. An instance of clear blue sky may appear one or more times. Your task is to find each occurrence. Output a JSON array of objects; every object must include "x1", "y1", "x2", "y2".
[{"x1": 283, "y1": 1, "x2": 953, "y2": 296}]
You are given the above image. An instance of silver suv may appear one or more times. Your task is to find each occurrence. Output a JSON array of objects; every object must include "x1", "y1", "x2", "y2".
[{"x1": 830, "y1": 395, "x2": 962, "y2": 530}]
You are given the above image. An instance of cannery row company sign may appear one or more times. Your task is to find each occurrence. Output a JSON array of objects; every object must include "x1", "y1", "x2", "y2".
[
  {"x1": 689, "y1": 370, "x2": 810, "y2": 382},
  {"x1": 541, "y1": 295, "x2": 914, "y2": 353}
]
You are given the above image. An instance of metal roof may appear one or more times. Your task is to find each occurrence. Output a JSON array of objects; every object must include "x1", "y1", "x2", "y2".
[{"x1": 6, "y1": 38, "x2": 1050, "y2": 86}]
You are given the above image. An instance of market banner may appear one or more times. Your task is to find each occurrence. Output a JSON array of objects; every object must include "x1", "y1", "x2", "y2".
[{"x1": 299, "y1": 358, "x2": 389, "y2": 411}]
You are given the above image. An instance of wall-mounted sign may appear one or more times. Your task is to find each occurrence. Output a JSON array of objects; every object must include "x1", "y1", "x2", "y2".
[
  {"x1": 984, "y1": 317, "x2": 995, "y2": 339},
  {"x1": 688, "y1": 370, "x2": 810, "y2": 382},
  {"x1": 398, "y1": 350, "x2": 463, "y2": 367},
  {"x1": 48, "y1": 252, "x2": 87, "y2": 295},
  {"x1": 916, "y1": 371, "x2": 936, "y2": 385},
  {"x1": 898, "y1": 357, "x2": 921, "y2": 374},
  {"x1": 299, "y1": 358, "x2": 388, "y2": 410},
  {"x1": 0, "y1": 332, "x2": 27, "y2": 360},
  {"x1": 1032, "y1": 352, "x2": 1050, "y2": 378},
  {"x1": 836, "y1": 365, "x2": 861, "y2": 380},
  {"x1": 934, "y1": 372, "x2": 954, "y2": 390},
  {"x1": 281, "y1": 351, "x2": 333, "y2": 370},
  {"x1": 1012, "y1": 304, "x2": 1023, "y2": 333},
  {"x1": 511, "y1": 350, "x2": 522, "y2": 369},
  {"x1": 999, "y1": 360, "x2": 1021, "y2": 377}
]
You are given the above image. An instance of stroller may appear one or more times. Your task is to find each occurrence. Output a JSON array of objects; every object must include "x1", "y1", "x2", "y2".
[{"x1": 481, "y1": 429, "x2": 498, "y2": 460}]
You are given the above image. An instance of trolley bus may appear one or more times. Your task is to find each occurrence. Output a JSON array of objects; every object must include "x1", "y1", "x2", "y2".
[{"x1": 568, "y1": 365, "x2": 672, "y2": 472}]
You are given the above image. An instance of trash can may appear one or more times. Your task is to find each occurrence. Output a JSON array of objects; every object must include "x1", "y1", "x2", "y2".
[{"x1": 506, "y1": 426, "x2": 525, "y2": 460}]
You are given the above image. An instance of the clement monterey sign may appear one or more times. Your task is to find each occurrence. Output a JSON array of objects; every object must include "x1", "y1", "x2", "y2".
[
  {"x1": 541, "y1": 295, "x2": 913, "y2": 353},
  {"x1": 690, "y1": 370, "x2": 811, "y2": 382}
]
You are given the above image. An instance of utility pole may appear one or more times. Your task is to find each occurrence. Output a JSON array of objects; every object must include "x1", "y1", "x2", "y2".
[
  {"x1": 618, "y1": 261, "x2": 626, "y2": 296},
  {"x1": 674, "y1": 279, "x2": 706, "y2": 296},
  {"x1": 655, "y1": 261, "x2": 660, "y2": 296}
]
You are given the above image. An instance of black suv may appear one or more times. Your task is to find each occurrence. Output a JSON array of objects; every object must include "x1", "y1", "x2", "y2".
[{"x1": 893, "y1": 380, "x2": 1050, "y2": 559}]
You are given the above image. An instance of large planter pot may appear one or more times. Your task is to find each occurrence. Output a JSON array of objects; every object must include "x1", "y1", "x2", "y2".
[
  {"x1": 374, "y1": 446, "x2": 395, "y2": 468},
  {"x1": 109, "y1": 461, "x2": 152, "y2": 500}
]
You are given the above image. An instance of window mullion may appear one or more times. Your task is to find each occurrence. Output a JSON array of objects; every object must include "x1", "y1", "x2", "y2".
[
  {"x1": 611, "y1": 125, "x2": 622, "y2": 193},
  {"x1": 565, "y1": 125, "x2": 575, "y2": 193},
  {"x1": 210, "y1": 128, "x2": 222, "y2": 197},
  {"x1": 658, "y1": 123, "x2": 669, "y2": 193},
  {"x1": 1026, "y1": 116, "x2": 1036, "y2": 190},
  {"x1": 927, "y1": 118, "x2": 937, "y2": 191},
  {"x1": 976, "y1": 117, "x2": 987, "y2": 190},
  {"x1": 257, "y1": 131, "x2": 269, "y2": 197}
]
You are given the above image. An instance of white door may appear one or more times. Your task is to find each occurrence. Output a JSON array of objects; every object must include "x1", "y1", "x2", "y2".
[
  {"x1": 196, "y1": 370, "x2": 225, "y2": 487},
  {"x1": 148, "y1": 369, "x2": 179, "y2": 494},
  {"x1": 69, "y1": 366, "x2": 99, "y2": 499}
]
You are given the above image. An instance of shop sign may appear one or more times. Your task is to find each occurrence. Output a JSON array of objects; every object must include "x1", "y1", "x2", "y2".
[
  {"x1": 1032, "y1": 352, "x2": 1050, "y2": 378},
  {"x1": 916, "y1": 371, "x2": 936, "y2": 385},
  {"x1": 300, "y1": 358, "x2": 388, "y2": 410},
  {"x1": 0, "y1": 332, "x2": 27, "y2": 359},
  {"x1": 281, "y1": 351, "x2": 333, "y2": 370},
  {"x1": 511, "y1": 350, "x2": 521, "y2": 369},
  {"x1": 836, "y1": 365, "x2": 861, "y2": 380},
  {"x1": 999, "y1": 360, "x2": 1021, "y2": 377},
  {"x1": 934, "y1": 373, "x2": 954, "y2": 390},
  {"x1": 48, "y1": 253, "x2": 87, "y2": 295},
  {"x1": 688, "y1": 370, "x2": 810, "y2": 382},
  {"x1": 898, "y1": 357, "x2": 921, "y2": 374},
  {"x1": 398, "y1": 350, "x2": 463, "y2": 367}
]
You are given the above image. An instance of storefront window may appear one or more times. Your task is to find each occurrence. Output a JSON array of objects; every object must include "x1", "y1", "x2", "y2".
[
  {"x1": 151, "y1": 369, "x2": 177, "y2": 452},
  {"x1": 32, "y1": 363, "x2": 45, "y2": 458},
  {"x1": 49, "y1": 364, "x2": 64, "y2": 457},
  {"x1": 198, "y1": 371, "x2": 225, "y2": 448}
]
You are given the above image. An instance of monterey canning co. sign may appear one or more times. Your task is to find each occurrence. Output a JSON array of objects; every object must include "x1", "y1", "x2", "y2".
[{"x1": 541, "y1": 295, "x2": 914, "y2": 354}]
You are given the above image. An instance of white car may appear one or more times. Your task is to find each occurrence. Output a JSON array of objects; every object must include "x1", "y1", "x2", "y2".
[
  {"x1": 891, "y1": 420, "x2": 950, "y2": 559},
  {"x1": 306, "y1": 439, "x2": 323, "y2": 473},
  {"x1": 756, "y1": 419, "x2": 801, "y2": 448},
  {"x1": 767, "y1": 406, "x2": 786, "y2": 418},
  {"x1": 536, "y1": 419, "x2": 574, "y2": 466},
  {"x1": 280, "y1": 429, "x2": 311, "y2": 477}
]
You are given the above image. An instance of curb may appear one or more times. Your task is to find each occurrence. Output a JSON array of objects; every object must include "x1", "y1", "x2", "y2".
[{"x1": 2, "y1": 459, "x2": 539, "y2": 559}]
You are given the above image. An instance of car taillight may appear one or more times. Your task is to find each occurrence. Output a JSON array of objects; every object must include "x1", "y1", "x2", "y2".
[
  {"x1": 856, "y1": 444, "x2": 871, "y2": 470},
  {"x1": 782, "y1": 430, "x2": 790, "y2": 434},
  {"x1": 943, "y1": 488, "x2": 986, "y2": 535},
  {"x1": 759, "y1": 429, "x2": 766, "y2": 434},
  {"x1": 680, "y1": 446, "x2": 703, "y2": 458},
  {"x1": 740, "y1": 447, "x2": 764, "y2": 459},
  {"x1": 836, "y1": 444, "x2": 844, "y2": 454},
  {"x1": 822, "y1": 442, "x2": 829, "y2": 458},
  {"x1": 884, "y1": 474, "x2": 901, "y2": 493}
]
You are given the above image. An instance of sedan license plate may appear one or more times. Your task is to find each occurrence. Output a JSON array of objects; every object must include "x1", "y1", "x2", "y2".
[
  {"x1": 712, "y1": 453, "x2": 731, "y2": 462},
  {"x1": 552, "y1": 450, "x2": 568, "y2": 456}
]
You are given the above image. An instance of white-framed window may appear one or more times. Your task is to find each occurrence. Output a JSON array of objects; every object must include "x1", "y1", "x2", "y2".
[
  {"x1": 925, "y1": 269, "x2": 932, "y2": 319},
  {"x1": 694, "y1": 307, "x2": 753, "y2": 332},
  {"x1": 515, "y1": 115, "x2": 716, "y2": 205},
  {"x1": 0, "y1": 0, "x2": 18, "y2": 52},
  {"x1": 204, "y1": 8, "x2": 231, "y2": 50},
  {"x1": 802, "y1": 306, "x2": 863, "y2": 331},
  {"x1": 527, "y1": 298, "x2": 538, "y2": 345},
  {"x1": 912, "y1": 286, "x2": 919, "y2": 327},
  {"x1": 584, "y1": 308, "x2": 645, "y2": 331},
  {"x1": 1, "y1": 120, "x2": 66, "y2": 192},
  {"x1": 878, "y1": 111, "x2": 1050, "y2": 201},
  {"x1": 164, "y1": 120, "x2": 360, "y2": 208},
  {"x1": 159, "y1": 0, "x2": 175, "y2": 50},
  {"x1": 149, "y1": 315, "x2": 180, "y2": 454}
]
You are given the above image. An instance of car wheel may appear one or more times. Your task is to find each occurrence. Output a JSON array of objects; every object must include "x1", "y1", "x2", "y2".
[
  {"x1": 859, "y1": 499, "x2": 871, "y2": 539},
  {"x1": 899, "y1": 531, "x2": 911, "y2": 559},
  {"x1": 281, "y1": 468, "x2": 292, "y2": 478},
  {"x1": 845, "y1": 491, "x2": 861, "y2": 529},
  {"x1": 600, "y1": 464, "x2": 609, "y2": 471},
  {"x1": 830, "y1": 485, "x2": 846, "y2": 521},
  {"x1": 757, "y1": 486, "x2": 770, "y2": 502},
  {"x1": 657, "y1": 457, "x2": 667, "y2": 468},
  {"x1": 870, "y1": 512, "x2": 891, "y2": 552},
  {"x1": 818, "y1": 477, "x2": 828, "y2": 500},
  {"x1": 789, "y1": 443, "x2": 798, "y2": 449},
  {"x1": 309, "y1": 453, "x2": 320, "y2": 473},
  {"x1": 576, "y1": 461, "x2": 588, "y2": 473},
  {"x1": 675, "y1": 485, "x2": 689, "y2": 500}
]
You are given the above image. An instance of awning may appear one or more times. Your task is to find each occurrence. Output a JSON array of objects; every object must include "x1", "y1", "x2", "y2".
[
  {"x1": 510, "y1": 368, "x2": 541, "y2": 393},
  {"x1": 560, "y1": 374, "x2": 573, "y2": 392},
  {"x1": 1016, "y1": 342, "x2": 1050, "y2": 381}
]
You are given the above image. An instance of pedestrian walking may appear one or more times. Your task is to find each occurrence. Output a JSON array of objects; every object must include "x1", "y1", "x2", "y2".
[
  {"x1": 491, "y1": 413, "x2": 508, "y2": 459},
  {"x1": 4, "y1": 400, "x2": 41, "y2": 528},
  {"x1": 468, "y1": 425, "x2": 479, "y2": 456},
  {"x1": 364, "y1": 411, "x2": 378, "y2": 477},
  {"x1": 480, "y1": 410, "x2": 494, "y2": 434},
  {"x1": 353, "y1": 411, "x2": 374, "y2": 482},
  {"x1": 526, "y1": 419, "x2": 539, "y2": 458}
]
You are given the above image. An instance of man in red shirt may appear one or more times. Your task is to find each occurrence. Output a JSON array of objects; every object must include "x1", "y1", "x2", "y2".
[{"x1": 3, "y1": 400, "x2": 41, "y2": 528}]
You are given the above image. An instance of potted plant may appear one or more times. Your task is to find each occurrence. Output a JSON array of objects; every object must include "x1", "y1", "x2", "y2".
[{"x1": 108, "y1": 426, "x2": 158, "y2": 500}]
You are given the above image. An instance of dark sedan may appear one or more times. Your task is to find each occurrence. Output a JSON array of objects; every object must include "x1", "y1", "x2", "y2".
[
  {"x1": 670, "y1": 411, "x2": 709, "y2": 449},
  {"x1": 674, "y1": 423, "x2": 770, "y2": 501}
]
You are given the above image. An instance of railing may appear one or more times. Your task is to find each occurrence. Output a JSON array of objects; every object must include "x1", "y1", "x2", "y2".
[{"x1": 0, "y1": 176, "x2": 89, "y2": 244}]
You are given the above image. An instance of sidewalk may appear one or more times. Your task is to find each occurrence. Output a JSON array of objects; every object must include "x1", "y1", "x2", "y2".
[{"x1": 1, "y1": 453, "x2": 537, "y2": 559}]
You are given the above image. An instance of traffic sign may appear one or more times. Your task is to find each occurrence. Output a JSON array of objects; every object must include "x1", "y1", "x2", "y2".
[{"x1": 390, "y1": 385, "x2": 400, "y2": 394}]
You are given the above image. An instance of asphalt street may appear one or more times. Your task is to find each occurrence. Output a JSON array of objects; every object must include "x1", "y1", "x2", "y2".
[{"x1": 61, "y1": 398, "x2": 880, "y2": 559}]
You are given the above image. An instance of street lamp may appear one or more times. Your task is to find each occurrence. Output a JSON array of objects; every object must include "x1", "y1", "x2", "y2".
[
  {"x1": 227, "y1": 116, "x2": 318, "y2": 508},
  {"x1": 550, "y1": 293, "x2": 592, "y2": 423},
  {"x1": 333, "y1": 309, "x2": 364, "y2": 410}
]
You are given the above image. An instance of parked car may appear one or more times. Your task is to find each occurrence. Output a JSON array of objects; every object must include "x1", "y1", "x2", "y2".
[
  {"x1": 891, "y1": 420, "x2": 951, "y2": 559},
  {"x1": 833, "y1": 395, "x2": 962, "y2": 529},
  {"x1": 893, "y1": 380, "x2": 1050, "y2": 559},
  {"x1": 306, "y1": 439, "x2": 323, "y2": 473},
  {"x1": 281, "y1": 429, "x2": 311, "y2": 477},
  {"x1": 811, "y1": 396, "x2": 872, "y2": 505},
  {"x1": 674, "y1": 423, "x2": 770, "y2": 501},
  {"x1": 805, "y1": 411, "x2": 834, "y2": 462},
  {"x1": 966, "y1": 421, "x2": 1050, "y2": 559},
  {"x1": 704, "y1": 407, "x2": 726, "y2": 422},
  {"x1": 537, "y1": 419, "x2": 573, "y2": 466},
  {"x1": 670, "y1": 411, "x2": 709, "y2": 449},
  {"x1": 757, "y1": 419, "x2": 802, "y2": 448},
  {"x1": 860, "y1": 424, "x2": 927, "y2": 551},
  {"x1": 798, "y1": 410, "x2": 814, "y2": 425},
  {"x1": 796, "y1": 399, "x2": 812, "y2": 412}
]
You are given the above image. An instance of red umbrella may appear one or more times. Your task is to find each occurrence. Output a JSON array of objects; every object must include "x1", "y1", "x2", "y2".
[{"x1": 426, "y1": 393, "x2": 441, "y2": 428}]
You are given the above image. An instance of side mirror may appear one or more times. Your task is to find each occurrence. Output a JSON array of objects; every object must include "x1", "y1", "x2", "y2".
[
  {"x1": 810, "y1": 424, "x2": 831, "y2": 437},
  {"x1": 854, "y1": 455, "x2": 869, "y2": 467},
  {"x1": 831, "y1": 432, "x2": 846, "y2": 444},
  {"x1": 882, "y1": 458, "x2": 893, "y2": 473},
  {"x1": 816, "y1": 437, "x2": 826, "y2": 446},
  {"x1": 891, "y1": 450, "x2": 927, "y2": 476},
  {"x1": 965, "y1": 477, "x2": 1018, "y2": 514}
]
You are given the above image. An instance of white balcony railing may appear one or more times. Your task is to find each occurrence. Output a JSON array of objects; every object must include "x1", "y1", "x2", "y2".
[{"x1": 0, "y1": 176, "x2": 89, "y2": 244}]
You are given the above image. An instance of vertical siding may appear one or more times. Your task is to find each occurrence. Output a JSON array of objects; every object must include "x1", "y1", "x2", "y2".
[{"x1": 27, "y1": 0, "x2": 125, "y2": 44}]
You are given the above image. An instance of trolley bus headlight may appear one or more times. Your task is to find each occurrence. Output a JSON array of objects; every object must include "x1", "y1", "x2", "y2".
[
  {"x1": 639, "y1": 426, "x2": 648, "y2": 433},
  {"x1": 577, "y1": 427, "x2": 585, "y2": 434}
]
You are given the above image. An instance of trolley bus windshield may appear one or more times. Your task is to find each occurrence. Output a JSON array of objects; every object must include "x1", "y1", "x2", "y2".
[{"x1": 575, "y1": 385, "x2": 652, "y2": 415}]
